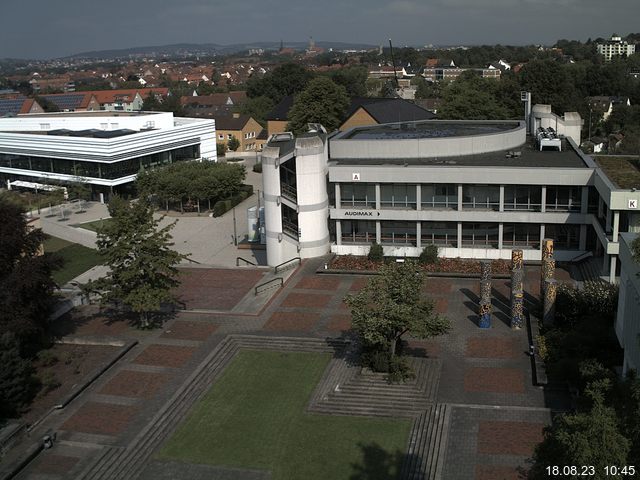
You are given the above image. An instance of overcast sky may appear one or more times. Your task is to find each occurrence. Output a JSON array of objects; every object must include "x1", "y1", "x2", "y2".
[{"x1": 2, "y1": 0, "x2": 639, "y2": 59}]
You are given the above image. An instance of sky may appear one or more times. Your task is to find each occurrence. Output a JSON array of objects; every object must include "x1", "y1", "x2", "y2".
[{"x1": 1, "y1": 0, "x2": 639, "y2": 59}]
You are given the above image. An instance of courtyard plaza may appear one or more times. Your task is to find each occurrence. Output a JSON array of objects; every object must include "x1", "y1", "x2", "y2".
[{"x1": 7, "y1": 257, "x2": 571, "y2": 480}]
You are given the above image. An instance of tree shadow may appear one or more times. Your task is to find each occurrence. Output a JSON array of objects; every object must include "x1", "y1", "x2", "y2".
[
  {"x1": 350, "y1": 442, "x2": 419, "y2": 480},
  {"x1": 324, "y1": 332, "x2": 361, "y2": 368}
]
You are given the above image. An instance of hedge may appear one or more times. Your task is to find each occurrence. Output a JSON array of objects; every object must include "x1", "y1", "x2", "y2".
[{"x1": 211, "y1": 185, "x2": 254, "y2": 217}]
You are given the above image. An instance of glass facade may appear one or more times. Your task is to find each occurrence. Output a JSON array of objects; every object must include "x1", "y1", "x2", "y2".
[
  {"x1": 421, "y1": 184, "x2": 457, "y2": 209},
  {"x1": 380, "y1": 221, "x2": 416, "y2": 245},
  {"x1": 0, "y1": 145, "x2": 199, "y2": 181},
  {"x1": 503, "y1": 223, "x2": 541, "y2": 248},
  {"x1": 281, "y1": 204, "x2": 299, "y2": 239},
  {"x1": 421, "y1": 222, "x2": 457, "y2": 247},
  {"x1": 462, "y1": 185, "x2": 500, "y2": 210},
  {"x1": 545, "y1": 186, "x2": 582, "y2": 212},
  {"x1": 504, "y1": 185, "x2": 542, "y2": 211},
  {"x1": 380, "y1": 184, "x2": 417, "y2": 209},
  {"x1": 462, "y1": 223, "x2": 499, "y2": 247},
  {"x1": 341, "y1": 220, "x2": 376, "y2": 244},
  {"x1": 545, "y1": 224, "x2": 580, "y2": 249},
  {"x1": 341, "y1": 183, "x2": 376, "y2": 208}
]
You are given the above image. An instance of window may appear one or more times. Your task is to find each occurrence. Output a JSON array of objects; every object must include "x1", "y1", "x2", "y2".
[
  {"x1": 462, "y1": 185, "x2": 500, "y2": 210},
  {"x1": 421, "y1": 222, "x2": 457, "y2": 247},
  {"x1": 503, "y1": 223, "x2": 541, "y2": 248},
  {"x1": 546, "y1": 186, "x2": 581, "y2": 212},
  {"x1": 544, "y1": 224, "x2": 580, "y2": 249},
  {"x1": 504, "y1": 186, "x2": 542, "y2": 211},
  {"x1": 218, "y1": 134, "x2": 224, "y2": 140},
  {"x1": 227, "y1": 134, "x2": 232, "y2": 140},
  {"x1": 341, "y1": 220, "x2": 376, "y2": 244},
  {"x1": 421, "y1": 184, "x2": 457, "y2": 209},
  {"x1": 381, "y1": 221, "x2": 416, "y2": 246},
  {"x1": 281, "y1": 204, "x2": 298, "y2": 239},
  {"x1": 380, "y1": 184, "x2": 417, "y2": 209},
  {"x1": 461, "y1": 223, "x2": 499, "y2": 248},
  {"x1": 39, "y1": 123, "x2": 50, "y2": 130},
  {"x1": 341, "y1": 183, "x2": 376, "y2": 208}
]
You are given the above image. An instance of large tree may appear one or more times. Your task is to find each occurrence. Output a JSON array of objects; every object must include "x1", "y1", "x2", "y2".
[
  {"x1": 438, "y1": 72, "x2": 509, "y2": 120},
  {"x1": 84, "y1": 197, "x2": 187, "y2": 328},
  {"x1": 0, "y1": 198, "x2": 59, "y2": 353},
  {"x1": 246, "y1": 63, "x2": 314, "y2": 103},
  {"x1": 344, "y1": 262, "x2": 450, "y2": 357},
  {"x1": 286, "y1": 77, "x2": 350, "y2": 134}
]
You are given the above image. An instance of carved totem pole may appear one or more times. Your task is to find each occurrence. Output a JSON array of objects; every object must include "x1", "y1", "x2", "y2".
[
  {"x1": 479, "y1": 260, "x2": 492, "y2": 328},
  {"x1": 510, "y1": 249, "x2": 524, "y2": 329}
]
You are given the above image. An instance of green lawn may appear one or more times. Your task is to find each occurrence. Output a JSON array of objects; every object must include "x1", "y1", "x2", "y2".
[
  {"x1": 76, "y1": 218, "x2": 112, "y2": 232},
  {"x1": 159, "y1": 350, "x2": 411, "y2": 480},
  {"x1": 43, "y1": 236, "x2": 102, "y2": 285}
]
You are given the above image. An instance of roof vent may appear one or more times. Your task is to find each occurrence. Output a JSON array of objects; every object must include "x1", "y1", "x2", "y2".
[{"x1": 269, "y1": 132, "x2": 294, "y2": 143}]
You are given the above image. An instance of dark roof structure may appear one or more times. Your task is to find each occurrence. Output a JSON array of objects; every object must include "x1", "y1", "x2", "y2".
[
  {"x1": 215, "y1": 114, "x2": 252, "y2": 130},
  {"x1": 265, "y1": 95, "x2": 294, "y2": 121},
  {"x1": 347, "y1": 97, "x2": 436, "y2": 124},
  {"x1": 0, "y1": 97, "x2": 28, "y2": 116}
]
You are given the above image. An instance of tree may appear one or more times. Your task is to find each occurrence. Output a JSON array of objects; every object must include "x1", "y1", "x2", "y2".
[
  {"x1": 246, "y1": 63, "x2": 314, "y2": 103},
  {"x1": 528, "y1": 400, "x2": 630, "y2": 479},
  {"x1": 0, "y1": 199, "x2": 59, "y2": 354},
  {"x1": 344, "y1": 262, "x2": 450, "y2": 357},
  {"x1": 84, "y1": 197, "x2": 188, "y2": 328},
  {"x1": 240, "y1": 95, "x2": 274, "y2": 126},
  {"x1": 0, "y1": 332, "x2": 37, "y2": 419},
  {"x1": 286, "y1": 77, "x2": 350, "y2": 134},
  {"x1": 227, "y1": 135, "x2": 240, "y2": 152},
  {"x1": 438, "y1": 72, "x2": 509, "y2": 120},
  {"x1": 328, "y1": 66, "x2": 368, "y2": 97}
]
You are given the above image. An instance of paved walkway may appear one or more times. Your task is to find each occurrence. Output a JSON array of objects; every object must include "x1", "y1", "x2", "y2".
[{"x1": 9, "y1": 259, "x2": 567, "y2": 480}]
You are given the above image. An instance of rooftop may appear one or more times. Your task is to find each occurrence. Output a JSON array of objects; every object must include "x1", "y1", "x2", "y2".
[
  {"x1": 343, "y1": 120, "x2": 516, "y2": 140},
  {"x1": 595, "y1": 156, "x2": 640, "y2": 189},
  {"x1": 10, "y1": 128, "x2": 141, "y2": 139},
  {"x1": 17, "y1": 111, "x2": 160, "y2": 118},
  {"x1": 331, "y1": 137, "x2": 588, "y2": 169}
]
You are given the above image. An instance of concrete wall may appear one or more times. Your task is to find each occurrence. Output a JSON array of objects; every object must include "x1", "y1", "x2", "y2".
[
  {"x1": 330, "y1": 120, "x2": 526, "y2": 159},
  {"x1": 616, "y1": 233, "x2": 640, "y2": 375}
]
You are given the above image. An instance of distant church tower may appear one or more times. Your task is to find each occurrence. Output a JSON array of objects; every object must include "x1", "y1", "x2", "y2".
[
  {"x1": 309, "y1": 36, "x2": 315, "y2": 51},
  {"x1": 279, "y1": 39, "x2": 284, "y2": 52}
]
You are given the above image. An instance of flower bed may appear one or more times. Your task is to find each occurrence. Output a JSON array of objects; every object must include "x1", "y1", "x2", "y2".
[{"x1": 329, "y1": 255, "x2": 511, "y2": 275}]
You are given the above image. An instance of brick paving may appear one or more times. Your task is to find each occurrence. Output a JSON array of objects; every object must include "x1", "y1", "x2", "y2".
[
  {"x1": 477, "y1": 421, "x2": 545, "y2": 456},
  {"x1": 161, "y1": 320, "x2": 218, "y2": 341},
  {"x1": 61, "y1": 402, "x2": 139, "y2": 436},
  {"x1": 465, "y1": 337, "x2": 520, "y2": 359},
  {"x1": 464, "y1": 367, "x2": 526, "y2": 394},
  {"x1": 263, "y1": 311, "x2": 321, "y2": 332},
  {"x1": 475, "y1": 465, "x2": 521, "y2": 480},
  {"x1": 280, "y1": 292, "x2": 333, "y2": 308},
  {"x1": 132, "y1": 345, "x2": 196, "y2": 368},
  {"x1": 28, "y1": 453, "x2": 79, "y2": 475},
  {"x1": 14, "y1": 259, "x2": 570, "y2": 480},
  {"x1": 99, "y1": 370, "x2": 171, "y2": 398},
  {"x1": 173, "y1": 267, "x2": 265, "y2": 310}
]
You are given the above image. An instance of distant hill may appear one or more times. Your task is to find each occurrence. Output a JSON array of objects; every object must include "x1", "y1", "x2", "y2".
[{"x1": 65, "y1": 41, "x2": 378, "y2": 60}]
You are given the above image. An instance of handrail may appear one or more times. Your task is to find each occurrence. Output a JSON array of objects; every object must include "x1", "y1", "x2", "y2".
[
  {"x1": 274, "y1": 257, "x2": 301, "y2": 274},
  {"x1": 569, "y1": 251, "x2": 593, "y2": 263},
  {"x1": 236, "y1": 257, "x2": 257, "y2": 266},
  {"x1": 254, "y1": 277, "x2": 283, "y2": 295},
  {"x1": 184, "y1": 256, "x2": 202, "y2": 265}
]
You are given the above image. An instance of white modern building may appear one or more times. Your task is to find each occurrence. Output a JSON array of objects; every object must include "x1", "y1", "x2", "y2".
[
  {"x1": 597, "y1": 35, "x2": 636, "y2": 62},
  {"x1": 0, "y1": 111, "x2": 216, "y2": 199},
  {"x1": 262, "y1": 105, "x2": 640, "y2": 281}
]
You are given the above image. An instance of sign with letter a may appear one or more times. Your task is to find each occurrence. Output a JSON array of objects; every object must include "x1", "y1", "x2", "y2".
[{"x1": 352, "y1": 173, "x2": 360, "y2": 181}]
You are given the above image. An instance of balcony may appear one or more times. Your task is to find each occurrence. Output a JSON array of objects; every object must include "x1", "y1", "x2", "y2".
[{"x1": 281, "y1": 183, "x2": 297, "y2": 203}]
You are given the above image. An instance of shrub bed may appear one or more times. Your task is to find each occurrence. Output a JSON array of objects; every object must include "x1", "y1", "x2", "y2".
[
  {"x1": 329, "y1": 254, "x2": 511, "y2": 275},
  {"x1": 211, "y1": 184, "x2": 254, "y2": 217}
]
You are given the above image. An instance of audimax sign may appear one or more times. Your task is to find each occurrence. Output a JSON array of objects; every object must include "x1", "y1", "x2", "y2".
[{"x1": 344, "y1": 211, "x2": 381, "y2": 217}]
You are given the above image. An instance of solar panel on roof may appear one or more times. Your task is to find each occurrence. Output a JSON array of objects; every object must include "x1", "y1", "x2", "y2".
[
  {"x1": 0, "y1": 99, "x2": 26, "y2": 116},
  {"x1": 41, "y1": 94, "x2": 84, "y2": 110}
]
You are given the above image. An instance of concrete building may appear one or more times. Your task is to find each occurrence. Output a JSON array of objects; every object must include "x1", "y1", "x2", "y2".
[
  {"x1": 261, "y1": 105, "x2": 640, "y2": 279},
  {"x1": 0, "y1": 111, "x2": 216, "y2": 199},
  {"x1": 615, "y1": 233, "x2": 640, "y2": 375},
  {"x1": 597, "y1": 35, "x2": 636, "y2": 62}
]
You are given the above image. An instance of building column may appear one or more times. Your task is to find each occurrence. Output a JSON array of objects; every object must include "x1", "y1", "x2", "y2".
[
  {"x1": 606, "y1": 206, "x2": 612, "y2": 233},
  {"x1": 376, "y1": 221, "x2": 381, "y2": 244},
  {"x1": 613, "y1": 211, "x2": 620, "y2": 241},
  {"x1": 579, "y1": 224, "x2": 587, "y2": 251},
  {"x1": 457, "y1": 222, "x2": 463, "y2": 251},
  {"x1": 540, "y1": 225, "x2": 545, "y2": 251},
  {"x1": 541, "y1": 186, "x2": 546, "y2": 213},
  {"x1": 498, "y1": 223, "x2": 504, "y2": 250},
  {"x1": 581, "y1": 186, "x2": 589, "y2": 214},
  {"x1": 458, "y1": 184, "x2": 463, "y2": 211},
  {"x1": 499, "y1": 185, "x2": 505, "y2": 212},
  {"x1": 610, "y1": 255, "x2": 617, "y2": 284},
  {"x1": 416, "y1": 222, "x2": 421, "y2": 248},
  {"x1": 335, "y1": 183, "x2": 341, "y2": 209},
  {"x1": 416, "y1": 184, "x2": 421, "y2": 211},
  {"x1": 336, "y1": 220, "x2": 342, "y2": 246},
  {"x1": 375, "y1": 183, "x2": 381, "y2": 210}
]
